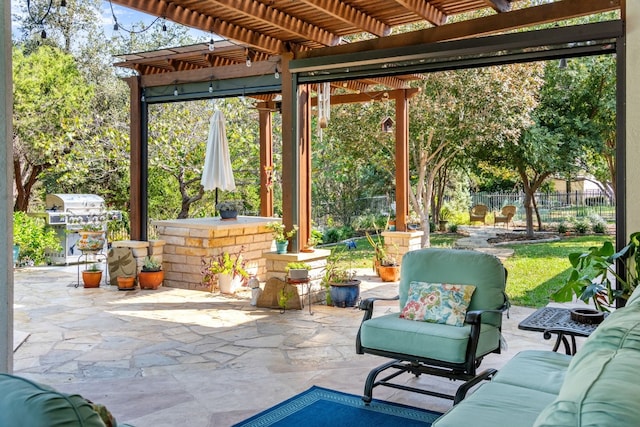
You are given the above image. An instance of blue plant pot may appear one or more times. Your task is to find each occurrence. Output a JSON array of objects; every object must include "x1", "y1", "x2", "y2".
[
  {"x1": 330, "y1": 280, "x2": 361, "y2": 308},
  {"x1": 220, "y1": 210, "x2": 238, "y2": 220},
  {"x1": 276, "y1": 241, "x2": 288, "y2": 254}
]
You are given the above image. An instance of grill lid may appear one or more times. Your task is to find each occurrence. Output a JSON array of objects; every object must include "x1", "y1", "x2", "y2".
[{"x1": 45, "y1": 194, "x2": 105, "y2": 213}]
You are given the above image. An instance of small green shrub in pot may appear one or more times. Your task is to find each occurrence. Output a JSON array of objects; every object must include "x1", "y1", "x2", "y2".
[{"x1": 574, "y1": 219, "x2": 590, "y2": 234}]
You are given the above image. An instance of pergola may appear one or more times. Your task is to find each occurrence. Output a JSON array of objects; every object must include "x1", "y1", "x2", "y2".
[
  {"x1": 2, "y1": 0, "x2": 640, "y2": 373},
  {"x1": 110, "y1": 0, "x2": 624, "y2": 253}
]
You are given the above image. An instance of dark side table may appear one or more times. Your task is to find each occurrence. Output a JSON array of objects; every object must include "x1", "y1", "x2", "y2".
[{"x1": 518, "y1": 306, "x2": 605, "y2": 355}]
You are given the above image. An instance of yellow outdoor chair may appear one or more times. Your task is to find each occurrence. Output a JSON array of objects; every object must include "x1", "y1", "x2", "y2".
[
  {"x1": 494, "y1": 205, "x2": 517, "y2": 229},
  {"x1": 469, "y1": 204, "x2": 488, "y2": 224}
]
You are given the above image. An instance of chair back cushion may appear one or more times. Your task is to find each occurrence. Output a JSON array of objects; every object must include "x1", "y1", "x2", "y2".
[{"x1": 399, "y1": 249, "x2": 506, "y2": 326}]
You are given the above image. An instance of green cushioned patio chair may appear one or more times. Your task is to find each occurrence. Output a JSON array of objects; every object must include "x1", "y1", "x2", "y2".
[{"x1": 356, "y1": 248, "x2": 509, "y2": 405}]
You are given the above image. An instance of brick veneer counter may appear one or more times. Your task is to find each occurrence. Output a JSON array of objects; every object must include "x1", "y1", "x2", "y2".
[{"x1": 152, "y1": 216, "x2": 278, "y2": 290}]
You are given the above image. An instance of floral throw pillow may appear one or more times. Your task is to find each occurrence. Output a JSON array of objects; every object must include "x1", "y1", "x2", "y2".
[{"x1": 400, "y1": 281, "x2": 477, "y2": 327}]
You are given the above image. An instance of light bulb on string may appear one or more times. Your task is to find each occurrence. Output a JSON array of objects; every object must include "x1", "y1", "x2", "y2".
[
  {"x1": 245, "y1": 49, "x2": 252, "y2": 67},
  {"x1": 209, "y1": 82, "x2": 213, "y2": 93},
  {"x1": 60, "y1": 0, "x2": 66, "y2": 7},
  {"x1": 162, "y1": 19, "x2": 167, "y2": 32},
  {"x1": 208, "y1": 37, "x2": 215, "y2": 51},
  {"x1": 113, "y1": 22, "x2": 119, "y2": 31},
  {"x1": 174, "y1": 85, "x2": 179, "y2": 96}
]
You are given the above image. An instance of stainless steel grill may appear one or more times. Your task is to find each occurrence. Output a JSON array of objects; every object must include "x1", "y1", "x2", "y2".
[{"x1": 36, "y1": 194, "x2": 120, "y2": 265}]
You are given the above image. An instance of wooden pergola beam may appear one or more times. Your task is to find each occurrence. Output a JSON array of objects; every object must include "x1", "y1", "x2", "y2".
[
  {"x1": 139, "y1": 59, "x2": 277, "y2": 87},
  {"x1": 296, "y1": 0, "x2": 391, "y2": 37},
  {"x1": 211, "y1": 0, "x2": 340, "y2": 46},
  {"x1": 310, "y1": 88, "x2": 420, "y2": 106},
  {"x1": 393, "y1": 0, "x2": 446, "y2": 25},
  {"x1": 298, "y1": 0, "x2": 620, "y2": 59},
  {"x1": 111, "y1": 0, "x2": 291, "y2": 54}
]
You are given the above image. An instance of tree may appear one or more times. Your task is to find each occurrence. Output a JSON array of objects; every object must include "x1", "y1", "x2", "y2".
[
  {"x1": 12, "y1": 45, "x2": 93, "y2": 211},
  {"x1": 498, "y1": 56, "x2": 615, "y2": 236},
  {"x1": 410, "y1": 64, "x2": 541, "y2": 246}
]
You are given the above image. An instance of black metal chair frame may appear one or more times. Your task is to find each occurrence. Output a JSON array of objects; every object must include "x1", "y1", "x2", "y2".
[{"x1": 356, "y1": 286, "x2": 509, "y2": 405}]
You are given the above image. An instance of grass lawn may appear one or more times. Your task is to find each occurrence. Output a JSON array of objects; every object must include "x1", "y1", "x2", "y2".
[
  {"x1": 327, "y1": 232, "x2": 613, "y2": 309},
  {"x1": 501, "y1": 235, "x2": 613, "y2": 308}
]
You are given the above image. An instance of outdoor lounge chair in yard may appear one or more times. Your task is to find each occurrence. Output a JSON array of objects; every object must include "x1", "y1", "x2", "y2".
[
  {"x1": 356, "y1": 248, "x2": 509, "y2": 404},
  {"x1": 469, "y1": 204, "x2": 488, "y2": 224},
  {"x1": 494, "y1": 205, "x2": 516, "y2": 229}
]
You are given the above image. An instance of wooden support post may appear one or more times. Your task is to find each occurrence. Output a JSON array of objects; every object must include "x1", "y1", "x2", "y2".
[
  {"x1": 127, "y1": 76, "x2": 146, "y2": 240},
  {"x1": 298, "y1": 84, "x2": 312, "y2": 251},
  {"x1": 258, "y1": 103, "x2": 274, "y2": 217},
  {"x1": 394, "y1": 89, "x2": 410, "y2": 232}
]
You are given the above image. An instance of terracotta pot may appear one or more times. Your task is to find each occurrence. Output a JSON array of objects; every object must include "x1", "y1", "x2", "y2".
[
  {"x1": 117, "y1": 276, "x2": 136, "y2": 291},
  {"x1": 139, "y1": 270, "x2": 164, "y2": 290},
  {"x1": 378, "y1": 265, "x2": 400, "y2": 282},
  {"x1": 373, "y1": 258, "x2": 381, "y2": 275},
  {"x1": 82, "y1": 270, "x2": 102, "y2": 288}
]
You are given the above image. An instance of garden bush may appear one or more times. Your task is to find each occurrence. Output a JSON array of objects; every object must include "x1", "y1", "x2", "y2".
[{"x1": 13, "y1": 212, "x2": 61, "y2": 265}]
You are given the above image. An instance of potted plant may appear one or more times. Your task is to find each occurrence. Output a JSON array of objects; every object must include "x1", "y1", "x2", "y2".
[
  {"x1": 117, "y1": 275, "x2": 136, "y2": 290},
  {"x1": 439, "y1": 206, "x2": 452, "y2": 232},
  {"x1": 201, "y1": 247, "x2": 249, "y2": 294},
  {"x1": 75, "y1": 222, "x2": 106, "y2": 252},
  {"x1": 378, "y1": 254, "x2": 400, "y2": 282},
  {"x1": 303, "y1": 229, "x2": 323, "y2": 252},
  {"x1": 366, "y1": 231, "x2": 387, "y2": 275},
  {"x1": 322, "y1": 253, "x2": 360, "y2": 308},
  {"x1": 266, "y1": 221, "x2": 298, "y2": 254},
  {"x1": 138, "y1": 256, "x2": 164, "y2": 290},
  {"x1": 217, "y1": 201, "x2": 240, "y2": 220},
  {"x1": 551, "y1": 232, "x2": 640, "y2": 312},
  {"x1": 82, "y1": 263, "x2": 103, "y2": 288},
  {"x1": 286, "y1": 262, "x2": 311, "y2": 282}
]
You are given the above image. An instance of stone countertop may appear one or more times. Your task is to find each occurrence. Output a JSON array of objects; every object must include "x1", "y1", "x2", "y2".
[{"x1": 152, "y1": 216, "x2": 279, "y2": 230}]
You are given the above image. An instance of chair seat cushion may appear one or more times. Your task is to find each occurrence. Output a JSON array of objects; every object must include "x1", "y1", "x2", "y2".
[
  {"x1": 360, "y1": 312, "x2": 500, "y2": 364},
  {"x1": 433, "y1": 382, "x2": 557, "y2": 427},
  {"x1": 492, "y1": 350, "x2": 572, "y2": 395}
]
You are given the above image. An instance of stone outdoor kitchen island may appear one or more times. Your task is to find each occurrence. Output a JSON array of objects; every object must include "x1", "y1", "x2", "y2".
[{"x1": 152, "y1": 216, "x2": 277, "y2": 290}]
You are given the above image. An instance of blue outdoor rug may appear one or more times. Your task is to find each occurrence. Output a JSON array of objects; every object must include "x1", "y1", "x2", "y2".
[{"x1": 232, "y1": 386, "x2": 442, "y2": 427}]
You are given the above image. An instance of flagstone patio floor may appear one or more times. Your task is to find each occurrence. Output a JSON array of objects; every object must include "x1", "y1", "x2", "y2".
[{"x1": 11, "y1": 233, "x2": 586, "y2": 426}]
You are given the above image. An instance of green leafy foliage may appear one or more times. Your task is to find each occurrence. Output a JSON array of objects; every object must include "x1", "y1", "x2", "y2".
[
  {"x1": 13, "y1": 212, "x2": 61, "y2": 265},
  {"x1": 551, "y1": 233, "x2": 640, "y2": 311}
]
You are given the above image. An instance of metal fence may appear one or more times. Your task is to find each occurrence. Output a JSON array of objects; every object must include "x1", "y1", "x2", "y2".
[{"x1": 470, "y1": 190, "x2": 615, "y2": 223}]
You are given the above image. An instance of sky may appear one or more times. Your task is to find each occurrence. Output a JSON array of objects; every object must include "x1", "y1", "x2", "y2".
[{"x1": 11, "y1": 0, "x2": 210, "y2": 44}]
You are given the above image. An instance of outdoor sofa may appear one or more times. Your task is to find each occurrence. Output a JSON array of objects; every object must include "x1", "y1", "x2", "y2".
[
  {"x1": 0, "y1": 373, "x2": 133, "y2": 426},
  {"x1": 432, "y1": 285, "x2": 640, "y2": 426}
]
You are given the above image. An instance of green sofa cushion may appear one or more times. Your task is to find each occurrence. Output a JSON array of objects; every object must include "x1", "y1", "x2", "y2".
[
  {"x1": 534, "y1": 302, "x2": 640, "y2": 426},
  {"x1": 492, "y1": 350, "x2": 572, "y2": 395},
  {"x1": 360, "y1": 312, "x2": 500, "y2": 364},
  {"x1": 433, "y1": 382, "x2": 557, "y2": 427},
  {"x1": 0, "y1": 374, "x2": 108, "y2": 426}
]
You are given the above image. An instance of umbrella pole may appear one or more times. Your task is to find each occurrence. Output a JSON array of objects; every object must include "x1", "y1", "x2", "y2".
[{"x1": 215, "y1": 188, "x2": 219, "y2": 216}]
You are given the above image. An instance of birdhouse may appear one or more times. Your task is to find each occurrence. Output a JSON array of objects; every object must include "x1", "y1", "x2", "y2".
[{"x1": 381, "y1": 117, "x2": 394, "y2": 133}]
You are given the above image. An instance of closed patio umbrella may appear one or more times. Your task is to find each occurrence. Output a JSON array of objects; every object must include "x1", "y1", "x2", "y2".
[{"x1": 201, "y1": 109, "x2": 236, "y2": 206}]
